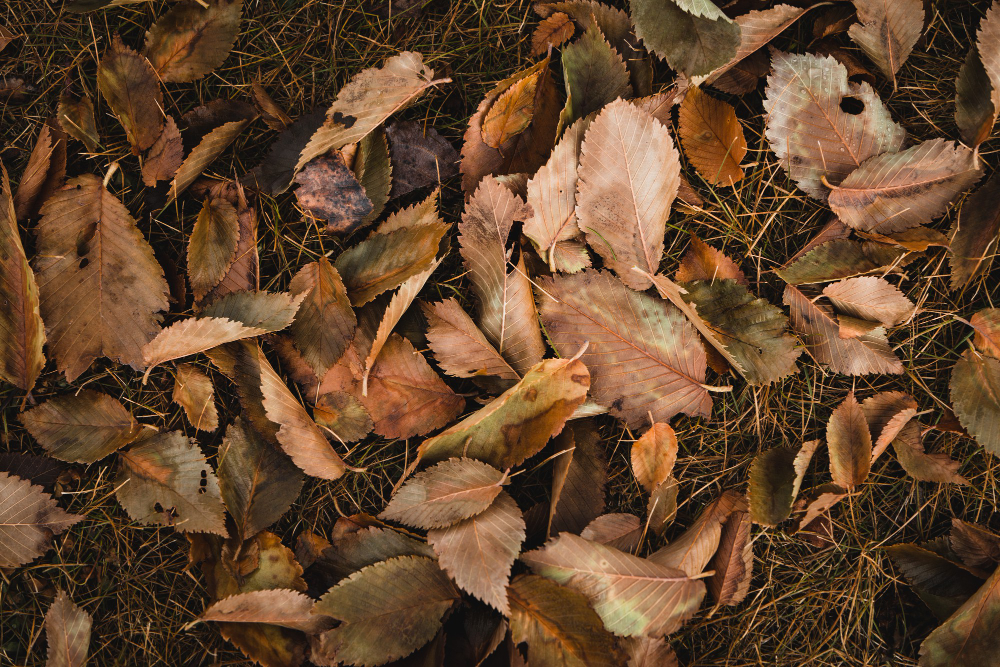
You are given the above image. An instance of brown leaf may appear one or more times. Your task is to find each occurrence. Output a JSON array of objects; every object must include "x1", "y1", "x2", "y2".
[
  {"x1": 429, "y1": 490, "x2": 525, "y2": 614},
  {"x1": 828, "y1": 139, "x2": 981, "y2": 234},
  {"x1": 142, "y1": 116, "x2": 183, "y2": 186},
  {"x1": 621, "y1": 636, "x2": 679, "y2": 667},
  {"x1": 21, "y1": 390, "x2": 142, "y2": 463},
  {"x1": 508, "y1": 574, "x2": 622, "y2": 667},
  {"x1": 549, "y1": 420, "x2": 608, "y2": 536},
  {"x1": 482, "y1": 67, "x2": 541, "y2": 148},
  {"x1": 577, "y1": 99, "x2": 679, "y2": 290},
  {"x1": 169, "y1": 118, "x2": 251, "y2": 202},
  {"x1": 144, "y1": 0, "x2": 242, "y2": 82},
  {"x1": 649, "y1": 490, "x2": 747, "y2": 577},
  {"x1": 919, "y1": 566, "x2": 1000, "y2": 667},
  {"x1": 204, "y1": 187, "x2": 259, "y2": 304},
  {"x1": 199, "y1": 589, "x2": 331, "y2": 634},
  {"x1": 0, "y1": 165, "x2": 44, "y2": 390},
  {"x1": 97, "y1": 35, "x2": 163, "y2": 152},
  {"x1": 422, "y1": 298, "x2": 518, "y2": 390},
  {"x1": 386, "y1": 120, "x2": 459, "y2": 199},
  {"x1": 537, "y1": 269, "x2": 710, "y2": 428},
  {"x1": 827, "y1": 392, "x2": 872, "y2": 488},
  {"x1": 295, "y1": 152, "x2": 373, "y2": 234},
  {"x1": 955, "y1": 46, "x2": 995, "y2": 148},
  {"x1": 380, "y1": 457, "x2": 504, "y2": 530},
  {"x1": 581, "y1": 514, "x2": 642, "y2": 553},
  {"x1": 678, "y1": 86, "x2": 747, "y2": 186},
  {"x1": 892, "y1": 420, "x2": 967, "y2": 485},
  {"x1": 784, "y1": 283, "x2": 903, "y2": 375},
  {"x1": 189, "y1": 196, "x2": 240, "y2": 302},
  {"x1": 749, "y1": 440, "x2": 818, "y2": 526},
  {"x1": 705, "y1": 3, "x2": 811, "y2": 88},
  {"x1": 313, "y1": 391, "x2": 373, "y2": 442},
  {"x1": 418, "y1": 357, "x2": 589, "y2": 468},
  {"x1": 950, "y1": 349, "x2": 1000, "y2": 456},
  {"x1": 251, "y1": 80, "x2": 292, "y2": 131},
  {"x1": 861, "y1": 390, "x2": 918, "y2": 460},
  {"x1": 288, "y1": 257, "x2": 356, "y2": 378},
  {"x1": 0, "y1": 471, "x2": 82, "y2": 567},
  {"x1": 886, "y1": 542, "x2": 984, "y2": 622},
  {"x1": 0, "y1": 453, "x2": 66, "y2": 491},
  {"x1": 848, "y1": 0, "x2": 923, "y2": 84},
  {"x1": 675, "y1": 234, "x2": 747, "y2": 285},
  {"x1": 822, "y1": 276, "x2": 915, "y2": 326},
  {"x1": 531, "y1": 12, "x2": 576, "y2": 56},
  {"x1": 951, "y1": 172, "x2": 1000, "y2": 290},
  {"x1": 45, "y1": 590, "x2": 92, "y2": 667},
  {"x1": 632, "y1": 0, "x2": 740, "y2": 78},
  {"x1": 560, "y1": 23, "x2": 631, "y2": 127},
  {"x1": 951, "y1": 519, "x2": 1000, "y2": 569},
  {"x1": 631, "y1": 423, "x2": 678, "y2": 493},
  {"x1": 647, "y1": 478, "x2": 679, "y2": 536},
  {"x1": 36, "y1": 174, "x2": 169, "y2": 381},
  {"x1": 459, "y1": 176, "x2": 545, "y2": 375},
  {"x1": 313, "y1": 556, "x2": 460, "y2": 666},
  {"x1": 777, "y1": 236, "x2": 906, "y2": 286},
  {"x1": 708, "y1": 509, "x2": 753, "y2": 607},
  {"x1": 116, "y1": 430, "x2": 227, "y2": 535},
  {"x1": 13, "y1": 120, "x2": 67, "y2": 221},
  {"x1": 522, "y1": 533, "x2": 705, "y2": 637},
  {"x1": 171, "y1": 363, "x2": 218, "y2": 431},
  {"x1": 57, "y1": 88, "x2": 99, "y2": 153}
]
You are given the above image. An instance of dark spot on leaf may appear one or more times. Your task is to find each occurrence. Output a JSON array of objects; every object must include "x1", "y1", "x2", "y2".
[
  {"x1": 571, "y1": 374, "x2": 588, "y2": 385},
  {"x1": 331, "y1": 111, "x2": 357, "y2": 128},
  {"x1": 76, "y1": 221, "x2": 97, "y2": 258},
  {"x1": 524, "y1": 387, "x2": 538, "y2": 402},
  {"x1": 839, "y1": 96, "x2": 864, "y2": 115}
]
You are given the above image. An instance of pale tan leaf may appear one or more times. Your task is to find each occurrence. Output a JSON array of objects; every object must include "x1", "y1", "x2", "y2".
[
  {"x1": 200, "y1": 589, "x2": 331, "y2": 633},
  {"x1": 144, "y1": 0, "x2": 242, "y2": 82},
  {"x1": 576, "y1": 99, "x2": 679, "y2": 290},
  {"x1": 188, "y1": 197, "x2": 239, "y2": 302},
  {"x1": 649, "y1": 490, "x2": 747, "y2": 577},
  {"x1": 784, "y1": 284, "x2": 903, "y2": 375},
  {"x1": 36, "y1": 174, "x2": 169, "y2": 381},
  {"x1": 705, "y1": 4, "x2": 810, "y2": 87},
  {"x1": 172, "y1": 363, "x2": 219, "y2": 431},
  {"x1": 631, "y1": 423, "x2": 678, "y2": 493},
  {"x1": 822, "y1": 276, "x2": 915, "y2": 326},
  {"x1": 45, "y1": 590, "x2": 92, "y2": 667},
  {"x1": 763, "y1": 51, "x2": 906, "y2": 199},
  {"x1": 142, "y1": 116, "x2": 183, "y2": 186},
  {"x1": 296, "y1": 52, "x2": 448, "y2": 175},
  {"x1": 288, "y1": 257, "x2": 356, "y2": 378},
  {"x1": 678, "y1": 86, "x2": 746, "y2": 186},
  {"x1": 0, "y1": 164, "x2": 44, "y2": 390},
  {"x1": 97, "y1": 35, "x2": 163, "y2": 152},
  {"x1": 429, "y1": 490, "x2": 525, "y2": 614},
  {"x1": 827, "y1": 392, "x2": 872, "y2": 488},
  {"x1": 848, "y1": 0, "x2": 924, "y2": 83},
  {"x1": 828, "y1": 139, "x2": 981, "y2": 233},
  {"x1": 580, "y1": 514, "x2": 642, "y2": 553},
  {"x1": 116, "y1": 430, "x2": 227, "y2": 534},
  {"x1": 380, "y1": 457, "x2": 505, "y2": 530},
  {"x1": 537, "y1": 269, "x2": 710, "y2": 428},
  {"x1": 422, "y1": 298, "x2": 518, "y2": 389},
  {"x1": 521, "y1": 533, "x2": 706, "y2": 637},
  {"x1": 21, "y1": 390, "x2": 141, "y2": 463},
  {"x1": 0, "y1": 472, "x2": 82, "y2": 567},
  {"x1": 169, "y1": 118, "x2": 251, "y2": 202},
  {"x1": 622, "y1": 636, "x2": 679, "y2": 667}
]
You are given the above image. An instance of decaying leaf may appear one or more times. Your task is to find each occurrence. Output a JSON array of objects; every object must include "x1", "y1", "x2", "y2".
[
  {"x1": 708, "y1": 509, "x2": 753, "y2": 607},
  {"x1": 313, "y1": 392, "x2": 373, "y2": 443},
  {"x1": 580, "y1": 513, "x2": 641, "y2": 552},
  {"x1": 955, "y1": 46, "x2": 996, "y2": 148},
  {"x1": 951, "y1": 519, "x2": 1000, "y2": 569},
  {"x1": 36, "y1": 175, "x2": 170, "y2": 381},
  {"x1": 45, "y1": 590, "x2": 92, "y2": 667},
  {"x1": 57, "y1": 88, "x2": 99, "y2": 153},
  {"x1": 199, "y1": 589, "x2": 332, "y2": 633},
  {"x1": 21, "y1": 390, "x2": 141, "y2": 463},
  {"x1": 0, "y1": 165, "x2": 44, "y2": 391},
  {"x1": 632, "y1": 0, "x2": 741, "y2": 77},
  {"x1": 576, "y1": 99, "x2": 679, "y2": 290},
  {"x1": 848, "y1": 0, "x2": 923, "y2": 84},
  {"x1": 887, "y1": 542, "x2": 986, "y2": 622},
  {"x1": 531, "y1": 11, "x2": 576, "y2": 56},
  {"x1": 295, "y1": 153, "x2": 373, "y2": 234},
  {"x1": 142, "y1": 116, "x2": 183, "y2": 186},
  {"x1": 676, "y1": 234, "x2": 747, "y2": 285},
  {"x1": 763, "y1": 51, "x2": 906, "y2": 199},
  {"x1": 749, "y1": 440, "x2": 818, "y2": 526},
  {"x1": 418, "y1": 357, "x2": 589, "y2": 468},
  {"x1": 861, "y1": 390, "x2": 918, "y2": 460},
  {"x1": 538, "y1": 270, "x2": 710, "y2": 428},
  {"x1": 144, "y1": 0, "x2": 243, "y2": 82},
  {"x1": 631, "y1": 423, "x2": 677, "y2": 493},
  {"x1": 827, "y1": 392, "x2": 872, "y2": 488},
  {"x1": 508, "y1": 574, "x2": 622, "y2": 667},
  {"x1": 560, "y1": 23, "x2": 631, "y2": 127},
  {"x1": 116, "y1": 430, "x2": 227, "y2": 534},
  {"x1": 0, "y1": 472, "x2": 83, "y2": 567},
  {"x1": 828, "y1": 139, "x2": 981, "y2": 234},
  {"x1": 169, "y1": 118, "x2": 251, "y2": 202},
  {"x1": 380, "y1": 457, "x2": 505, "y2": 530},
  {"x1": 678, "y1": 86, "x2": 746, "y2": 186},
  {"x1": 385, "y1": 121, "x2": 458, "y2": 199},
  {"x1": 189, "y1": 197, "x2": 240, "y2": 303},
  {"x1": 549, "y1": 421, "x2": 608, "y2": 536},
  {"x1": 97, "y1": 35, "x2": 163, "y2": 152},
  {"x1": 172, "y1": 363, "x2": 219, "y2": 431},
  {"x1": 313, "y1": 556, "x2": 460, "y2": 666},
  {"x1": 422, "y1": 298, "x2": 519, "y2": 390},
  {"x1": 14, "y1": 120, "x2": 67, "y2": 222},
  {"x1": 288, "y1": 257, "x2": 356, "y2": 378},
  {"x1": 704, "y1": 4, "x2": 810, "y2": 89},
  {"x1": 522, "y1": 533, "x2": 705, "y2": 637},
  {"x1": 951, "y1": 172, "x2": 1000, "y2": 290}
]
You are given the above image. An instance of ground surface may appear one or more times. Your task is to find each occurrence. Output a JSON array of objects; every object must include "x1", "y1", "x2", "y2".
[{"x1": 1, "y1": 0, "x2": 998, "y2": 665}]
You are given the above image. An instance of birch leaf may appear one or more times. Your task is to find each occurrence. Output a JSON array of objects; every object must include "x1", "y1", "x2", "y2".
[
  {"x1": 675, "y1": 234, "x2": 746, "y2": 285},
  {"x1": 0, "y1": 472, "x2": 82, "y2": 567},
  {"x1": 847, "y1": 0, "x2": 923, "y2": 83},
  {"x1": 422, "y1": 298, "x2": 518, "y2": 389},
  {"x1": 648, "y1": 490, "x2": 747, "y2": 577},
  {"x1": 288, "y1": 257, "x2": 356, "y2": 378},
  {"x1": 708, "y1": 509, "x2": 753, "y2": 607},
  {"x1": 97, "y1": 35, "x2": 163, "y2": 152},
  {"x1": 631, "y1": 0, "x2": 741, "y2": 77},
  {"x1": 57, "y1": 88, "x2": 99, "y2": 153},
  {"x1": 188, "y1": 197, "x2": 240, "y2": 303},
  {"x1": 704, "y1": 4, "x2": 810, "y2": 88},
  {"x1": 45, "y1": 590, "x2": 92, "y2": 667},
  {"x1": 560, "y1": 23, "x2": 631, "y2": 127},
  {"x1": 581, "y1": 514, "x2": 641, "y2": 553},
  {"x1": 13, "y1": 121, "x2": 67, "y2": 222},
  {"x1": 380, "y1": 457, "x2": 505, "y2": 530},
  {"x1": 531, "y1": 12, "x2": 576, "y2": 56},
  {"x1": 384, "y1": 122, "x2": 456, "y2": 200},
  {"x1": 822, "y1": 276, "x2": 915, "y2": 326},
  {"x1": 21, "y1": 390, "x2": 141, "y2": 463},
  {"x1": 678, "y1": 86, "x2": 746, "y2": 186},
  {"x1": 861, "y1": 390, "x2": 919, "y2": 460},
  {"x1": 955, "y1": 47, "x2": 995, "y2": 148},
  {"x1": 171, "y1": 363, "x2": 218, "y2": 431},
  {"x1": 827, "y1": 392, "x2": 872, "y2": 488},
  {"x1": 482, "y1": 68, "x2": 540, "y2": 148},
  {"x1": 144, "y1": 0, "x2": 242, "y2": 82},
  {"x1": 950, "y1": 173, "x2": 1000, "y2": 290},
  {"x1": 549, "y1": 421, "x2": 608, "y2": 536},
  {"x1": 142, "y1": 116, "x2": 183, "y2": 186}
]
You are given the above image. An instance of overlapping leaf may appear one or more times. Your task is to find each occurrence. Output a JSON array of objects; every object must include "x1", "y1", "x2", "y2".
[{"x1": 0, "y1": 472, "x2": 82, "y2": 567}]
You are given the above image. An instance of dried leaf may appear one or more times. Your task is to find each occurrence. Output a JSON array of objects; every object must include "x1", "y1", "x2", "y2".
[
  {"x1": 142, "y1": 116, "x2": 183, "y2": 186},
  {"x1": 678, "y1": 86, "x2": 747, "y2": 186},
  {"x1": 0, "y1": 165, "x2": 44, "y2": 390},
  {"x1": 708, "y1": 509, "x2": 753, "y2": 607},
  {"x1": 887, "y1": 542, "x2": 985, "y2": 622},
  {"x1": 429, "y1": 490, "x2": 525, "y2": 614},
  {"x1": 482, "y1": 68, "x2": 540, "y2": 148},
  {"x1": 581, "y1": 514, "x2": 642, "y2": 552},
  {"x1": 97, "y1": 35, "x2": 163, "y2": 152},
  {"x1": 422, "y1": 298, "x2": 518, "y2": 389},
  {"x1": 313, "y1": 524, "x2": 434, "y2": 586},
  {"x1": 218, "y1": 417, "x2": 304, "y2": 541},
  {"x1": 459, "y1": 177, "x2": 545, "y2": 374},
  {"x1": 971, "y1": 309, "x2": 1000, "y2": 358},
  {"x1": 36, "y1": 174, "x2": 169, "y2": 381},
  {"x1": 622, "y1": 636, "x2": 678, "y2": 667},
  {"x1": 919, "y1": 567, "x2": 1000, "y2": 667},
  {"x1": 763, "y1": 51, "x2": 906, "y2": 199},
  {"x1": 169, "y1": 118, "x2": 251, "y2": 202},
  {"x1": 252, "y1": 80, "x2": 292, "y2": 131},
  {"x1": 676, "y1": 234, "x2": 747, "y2": 285},
  {"x1": 0, "y1": 472, "x2": 82, "y2": 567},
  {"x1": 822, "y1": 276, "x2": 915, "y2": 326},
  {"x1": 549, "y1": 421, "x2": 608, "y2": 536},
  {"x1": 777, "y1": 236, "x2": 904, "y2": 285},
  {"x1": 705, "y1": 4, "x2": 810, "y2": 87},
  {"x1": 508, "y1": 574, "x2": 621, "y2": 667},
  {"x1": 313, "y1": 556, "x2": 459, "y2": 666},
  {"x1": 951, "y1": 173, "x2": 1000, "y2": 290},
  {"x1": 297, "y1": 52, "x2": 447, "y2": 174},
  {"x1": 828, "y1": 139, "x2": 981, "y2": 234},
  {"x1": 649, "y1": 490, "x2": 747, "y2": 577},
  {"x1": 57, "y1": 89, "x2": 99, "y2": 153},
  {"x1": 861, "y1": 390, "x2": 919, "y2": 459},
  {"x1": 199, "y1": 589, "x2": 331, "y2": 633},
  {"x1": 14, "y1": 120, "x2": 67, "y2": 221},
  {"x1": 749, "y1": 443, "x2": 814, "y2": 526},
  {"x1": 21, "y1": 390, "x2": 141, "y2": 463},
  {"x1": 418, "y1": 357, "x2": 589, "y2": 468},
  {"x1": 784, "y1": 283, "x2": 903, "y2": 375},
  {"x1": 45, "y1": 590, "x2": 92, "y2": 667},
  {"x1": 538, "y1": 270, "x2": 710, "y2": 428},
  {"x1": 0, "y1": 453, "x2": 66, "y2": 491},
  {"x1": 314, "y1": 392, "x2": 373, "y2": 442},
  {"x1": 386, "y1": 121, "x2": 458, "y2": 199},
  {"x1": 632, "y1": 0, "x2": 741, "y2": 77},
  {"x1": 950, "y1": 349, "x2": 1000, "y2": 456},
  {"x1": 288, "y1": 257, "x2": 356, "y2": 378},
  {"x1": 204, "y1": 191, "x2": 258, "y2": 304},
  {"x1": 560, "y1": 23, "x2": 631, "y2": 127},
  {"x1": 244, "y1": 109, "x2": 326, "y2": 195},
  {"x1": 522, "y1": 533, "x2": 705, "y2": 637},
  {"x1": 847, "y1": 0, "x2": 923, "y2": 83},
  {"x1": 951, "y1": 519, "x2": 1000, "y2": 569},
  {"x1": 631, "y1": 423, "x2": 677, "y2": 493},
  {"x1": 189, "y1": 197, "x2": 240, "y2": 302},
  {"x1": 892, "y1": 420, "x2": 967, "y2": 484},
  {"x1": 531, "y1": 12, "x2": 576, "y2": 56},
  {"x1": 144, "y1": 0, "x2": 242, "y2": 82},
  {"x1": 116, "y1": 430, "x2": 226, "y2": 534},
  {"x1": 577, "y1": 99, "x2": 679, "y2": 290},
  {"x1": 295, "y1": 153, "x2": 373, "y2": 234},
  {"x1": 827, "y1": 392, "x2": 872, "y2": 488},
  {"x1": 955, "y1": 47, "x2": 995, "y2": 148},
  {"x1": 380, "y1": 457, "x2": 505, "y2": 530}
]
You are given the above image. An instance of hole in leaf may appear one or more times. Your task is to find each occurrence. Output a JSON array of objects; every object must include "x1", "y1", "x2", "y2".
[{"x1": 840, "y1": 96, "x2": 864, "y2": 115}]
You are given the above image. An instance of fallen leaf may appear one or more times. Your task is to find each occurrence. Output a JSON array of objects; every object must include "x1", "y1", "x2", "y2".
[
  {"x1": 116, "y1": 430, "x2": 227, "y2": 534},
  {"x1": 295, "y1": 153, "x2": 373, "y2": 234},
  {"x1": 577, "y1": 99, "x2": 679, "y2": 290},
  {"x1": 537, "y1": 269, "x2": 710, "y2": 428},
  {"x1": 581, "y1": 514, "x2": 642, "y2": 552},
  {"x1": 708, "y1": 509, "x2": 753, "y2": 607},
  {"x1": 45, "y1": 590, "x2": 92, "y2": 667},
  {"x1": 827, "y1": 392, "x2": 872, "y2": 488},
  {"x1": 98, "y1": 35, "x2": 163, "y2": 152},
  {"x1": 763, "y1": 51, "x2": 906, "y2": 199},
  {"x1": 847, "y1": 0, "x2": 924, "y2": 84},
  {"x1": 621, "y1": 636, "x2": 679, "y2": 667},
  {"x1": 822, "y1": 276, "x2": 915, "y2": 326},
  {"x1": 951, "y1": 519, "x2": 1000, "y2": 569},
  {"x1": 169, "y1": 118, "x2": 251, "y2": 202},
  {"x1": 189, "y1": 196, "x2": 240, "y2": 303},
  {"x1": 705, "y1": 4, "x2": 810, "y2": 88},
  {"x1": 678, "y1": 86, "x2": 746, "y2": 186},
  {"x1": 861, "y1": 390, "x2": 919, "y2": 460},
  {"x1": 313, "y1": 556, "x2": 459, "y2": 666},
  {"x1": 380, "y1": 457, "x2": 505, "y2": 530},
  {"x1": 647, "y1": 478, "x2": 679, "y2": 535},
  {"x1": 549, "y1": 421, "x2": 608, "y2": 536},
  {"x1": 955, "y1": 46, "x2": 995, "y2": 148},
  {"x1": 0, "y1": 471, "x2": 82, "y2": 567},
  {"x1": 676, "y1": 234, "x2": 747, "y2": 285},
  {"x1": 144, "y1": 0, "x2": 243, "y2": 82},
  {"x1": 203, "y1": 188, "x2": 259, "y2": 304},
  {"x1": 288, "y1": 257, "x2": 356, "y2": 378},
  {"x1": 313, "y1": 391, "x2": 373, "y2": 442},
  {"x1": 919, "y1": 566, "x2": 1000, "y2": 667},
  {"x1": 199, "y1": 589, "x2": 331, "y2": 634},
  {"x1": 631, "y1": 423, "x2": 678, "y2": 493},
  {"x1": 252, "y1": 80, "x2": 292, "y2": 131},
  {"x1": 482, "y1": 66, "x2": 541, "y2": 148},
  {"x1": 142, "y1": 116, "x2": 183, "y2": 186},
  {"x1": 312, "y1": 524, "x2": 434, "y2": 586},
  {"x1": 36, "y1": 174, "x2": 169, "y2": 381},
  {"x1": 217, "y1": 417, "x2": 303, "y2": 542},
  {"x1": 57, "y1": 88, "x2": 99, "y2": 152},
  {"x1": 21, "y1": 390, "x2": 142, "y2": 463},
  {"x1": 0, "y1": 165, "x2": 44, "y2": 390},
  {"x1": 13, "y1": 120, "x2": 67, "y2": 221},
  {"x1": 828, "y1": 139, "x2": 981, "y2": 234},
  {"x1": 385, "y1": 120, "x2": 458, "y2": 199},
  {"x1": 950, "y1": 349, "x2": 1000, "y2": 456},
  {"x1": 508, "y1": 574, "x2": 622, "y2": 667},
  {"x1": 649, "y1": 490, "x2": 747, "y2": 577},
  {"x1": 244, "y1": 109, "x2": 326, "y2": 195},
  {"x1": 892, "y1": 420, "x2": 967, "y2": 484},
  {"x1": 522, "y1": 533, "x2": 705, "y2": 637},
  {"x1": 777, "y1": 235, "x2": 906, "y2": 285},
  {"x1": 418, "y1": 357, "x2": 590, "y2": 468},
  {"x1": 749, "y1": 440, "x2": 817, "y2": 526},
  {"x1": 422, "y1": 298, "x2": 519, "y2": 390},
  {"x1": 632, "y1": 0, "x2": 741, "y2": 77},
  {"x1": 951, "y1": 173, "x2": 1000, "y2": 290},
  {"x1": 531, "y1": 12, "x2": 576, "y2": 56},
  {"x1": 0, "y1": 453, "x2": 66, "y2": 491},
  {"x1": 560, "y1": 23, "x2": 631, "y2": 127}
]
